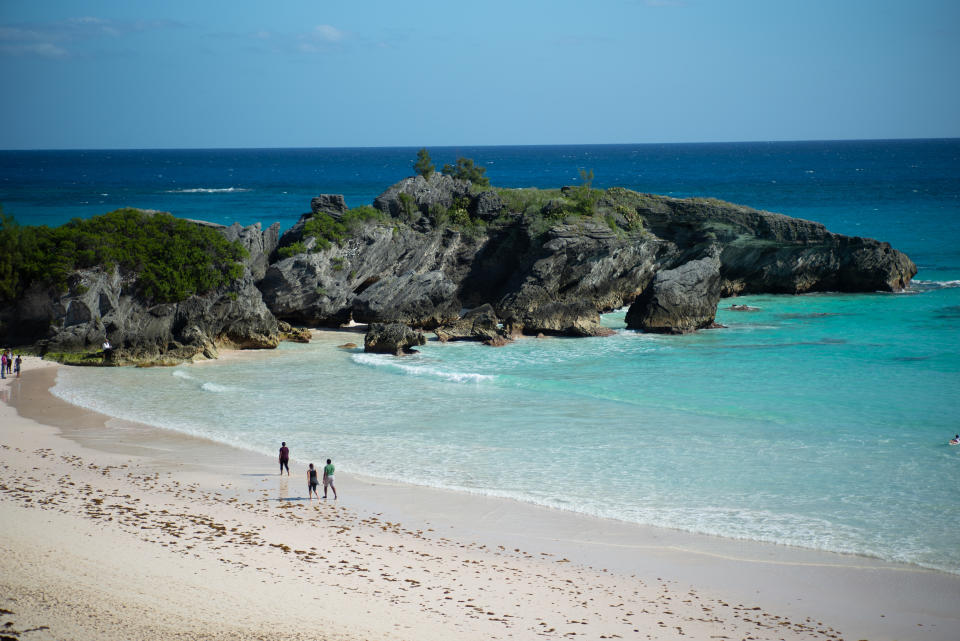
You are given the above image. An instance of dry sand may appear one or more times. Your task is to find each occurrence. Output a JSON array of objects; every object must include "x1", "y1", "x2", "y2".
[{"x1": 1, "y1": 356, "x2": 958, "y2": 640}]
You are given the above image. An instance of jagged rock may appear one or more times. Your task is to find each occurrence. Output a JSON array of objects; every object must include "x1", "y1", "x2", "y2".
[
  {"x1": 262, "y1": 223, "x2": 482, "y2": 328},
  {"x1": 469, "y1": 190, "x2": 505, "y2": 221},
  {"x1": 261, "y1": 185, "x2": 915, "y2": 340},
  {"x1": 337, "y1": 342, "x2": 357, "y2": 349},
  {"x1": 220, "y1": 221, "x2": 281, "y2": 282},
  {"x1": 373, "y1": 174, "x2": 473, "y2": 220},
  {"x1": 311, "y1": 194, "x2": 348, "y2": 218},
  {"x1": 496, "y1": 220, "x2": 660, "y2": 336},
  {"x1": 352, "y1": 271, "x2": 460, "y2": 329},
  {"x1": 616, "y1": 193, "x2": 917, "y2": 294},
  {"x1": 363, "y1": 322, "x2": 426, "y2": 355},
  {"x1": 625, "y1": 256, "x2": 723, "y2": 334},
  {"x1": 277, "y1": 320, "x2": 311, "y2": 343},
  {"x1": 1, "y1": 221, "x2": 280, "y2": 366},
  {"x1": 434, "y1": 304, "x2": 509, "y2": 343}
]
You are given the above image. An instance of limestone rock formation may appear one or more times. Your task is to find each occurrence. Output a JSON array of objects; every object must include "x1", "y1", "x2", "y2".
[
  {"x1": 363, "y1": 322, "x2": 426, "y2": 355},
  {"x1": 434, "y1": 304, "x2": 510, "y2": 343},
  {"x1": 2, "y1": 221, "x2": 281, "y2": 366},
  {"x1": 625, "y1": 256, "x2": 723, "y2": 334},
  {"x1": 352, "y1": 271, "x2": 460, "y2": 328},
  {"x1": 3, "y1": 178, "x2": 918, "y2": 364},
  {"x1": 373, "y1": 174, "x2": 473, "y2": 221}
]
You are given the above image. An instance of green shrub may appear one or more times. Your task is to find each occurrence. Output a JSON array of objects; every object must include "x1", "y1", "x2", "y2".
[
  {"x1": 0, "y1": 208, "x2": 246, "y2": 304},
  {"x1": 397, "y1": 193, "x2": 419, "y2": 223},
  {"x1": 331, "y1": 257, "x2": 345, "y2": 271},
  {"x1": 277, "y1": 242, "x2": 307, "y2": 259},
  {"x1": 428, "y1": 203, "x2": 449, "y2": 228},
  {"x1": 571, "y1": 169, "x2": 599, "y2": 216}
]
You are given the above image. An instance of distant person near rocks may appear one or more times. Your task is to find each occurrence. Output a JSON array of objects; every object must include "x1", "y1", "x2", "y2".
[
  {"x1": 14, "y1": 355, "x2": 21, "y2": 378},
  {"x1": 1, "y1": 352, "x2": 6, "y2": 380},
  {"x1": 323, "y1": 459, "x2": 337, "y2": 500},
  {"x1": 279, "y1": 442, "x2": 290, "y2": 475}
]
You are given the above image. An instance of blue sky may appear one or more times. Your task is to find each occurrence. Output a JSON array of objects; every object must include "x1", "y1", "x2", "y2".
[{"x1": 1, "y1": 0, "x2": 957, "y2": 149}]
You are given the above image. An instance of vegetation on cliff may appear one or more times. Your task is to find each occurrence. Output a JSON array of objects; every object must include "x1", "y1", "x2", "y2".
[
  {"x1": 277, "y1": 205, "x2": 389, "y2": 258},
  {"x1": 0, "y1": 208, "x2": 247, "y2": 304}
]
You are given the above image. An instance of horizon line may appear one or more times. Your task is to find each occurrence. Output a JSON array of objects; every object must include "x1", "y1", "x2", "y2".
[{"x1": 2, "y1": 136, "x2": 958, "y2": 154}]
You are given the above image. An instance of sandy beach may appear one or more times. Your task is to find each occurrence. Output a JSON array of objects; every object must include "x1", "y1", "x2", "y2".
[{"x1": 2, "y1": 355, "x2": 958, "y2": 641}]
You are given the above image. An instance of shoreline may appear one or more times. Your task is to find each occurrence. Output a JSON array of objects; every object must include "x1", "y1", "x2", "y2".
[{"x1": 2, "y1": 356, "x2": 959, "y2": 640}]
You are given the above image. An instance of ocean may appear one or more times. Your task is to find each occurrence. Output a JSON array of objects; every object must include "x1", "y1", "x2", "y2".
[{"x1": 3, "y1": 140, "x2": 959, "y2": 573}]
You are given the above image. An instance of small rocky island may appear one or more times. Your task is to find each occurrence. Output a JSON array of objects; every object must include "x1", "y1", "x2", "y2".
[{"x1": 0, "y1": 168, "x2": 916, "y2": 364}]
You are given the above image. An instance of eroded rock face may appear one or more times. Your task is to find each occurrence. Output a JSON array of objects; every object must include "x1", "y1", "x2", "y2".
[
  {"x1": 625, "y1": 256, "x2": 723, "y2": 334},
  {"x1": 373, "y1": 174, "x2": 473, "y2": 220},
  {"x1": 434, "y1": 304, "x2": 509, "y2": 343},
  {"x1": 261, "y1": 182, "x2": 916, "y2": 342},
  {"x1": 363, "y1": 322, "x2": 426, "y2": 355},
  {"x1": 352, "y1": 271, "x2": 460, "y2": 329},
  {"x1": 0, "y1": 221, "x2": 281, "y2": 366}
]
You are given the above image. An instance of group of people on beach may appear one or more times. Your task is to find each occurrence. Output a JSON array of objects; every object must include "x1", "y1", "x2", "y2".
[
  {"x1": 279, "y1": 442, "x2": 337, "y2": 500},
  {"x1": 0, "y1": 351, "x2": 21, "y2": 379}
]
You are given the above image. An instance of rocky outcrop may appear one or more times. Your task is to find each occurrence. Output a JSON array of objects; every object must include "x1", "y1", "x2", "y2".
[
  {"x1": 612, "y1": 192, "x2": 917, "y2": 294},
  {"x1": 1, "y1": 221, "x2": 282, "y2": 366},
  {"x1": 363, "y1": 322, "x2": 426, "y2": 355},
  {"x1": 352, "y1": 271, "x2": 460, "y2": 328},
  {"x1": 4, "y1": 177, "x2": 917, "y2": 364},
  {"x1": 220, "y1": 221, "x2": 281, "y2": 282},
  {"x1": 434, "y1": 304, "x2": 510, "y2": 344},
  {"x1": 261, "y1": 224, "x2": 485, "y2": 328},
  {"x1": 373, "y1": 174, "x2": 473, "y2": 221},
  {"x1": 311, "y1": 194, "x2": 348, "y2": 218},
  {"x1": 625, "y1": 256, "x2": 723, "y2": 334},
  {"x1": 261, "y1": 180, "x2": 915, "y2": 343}
]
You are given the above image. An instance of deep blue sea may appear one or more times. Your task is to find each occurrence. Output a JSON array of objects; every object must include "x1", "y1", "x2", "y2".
[{"x1": 3, "y1": 140, "x2": 959, "y2": 573}]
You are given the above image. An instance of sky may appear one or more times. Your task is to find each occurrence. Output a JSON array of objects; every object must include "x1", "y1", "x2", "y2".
[{"x1": 0, "y1": 0, "x2": 958, "y2": 150}]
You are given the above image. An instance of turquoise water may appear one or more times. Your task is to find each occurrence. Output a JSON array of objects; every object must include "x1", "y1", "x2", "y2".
[
  {"x1": 52, "y1": 283, "x2": 960, "y2": 573},
  {"x1": 7, "y1": 140, "x2": 959, "y2": 573}
]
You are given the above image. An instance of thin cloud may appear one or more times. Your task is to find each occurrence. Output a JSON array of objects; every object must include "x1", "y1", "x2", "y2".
[
  {"x1": 311, "y1": 24, "x2": 344, "y2": 43},
  {"x1": 0, "y1": 16, "x2": 183, "y2": 58}
]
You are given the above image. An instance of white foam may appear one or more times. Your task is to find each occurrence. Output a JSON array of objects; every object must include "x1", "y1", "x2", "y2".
[
  {"x1": 165, "y1": 187, "x2": 250, "y2": 194},
  {"x1": 351, "y1": 353, "x2": 494, "y2": 384},
  {"x1": 910, "y1": 279, "x2": 960, "y2": 291},
  {"x1": 200, "y1": 382, "x2": 232, "y2": 393},
  {"x1": 172, "y1": 369, "x2": 196, "y2": 381}
]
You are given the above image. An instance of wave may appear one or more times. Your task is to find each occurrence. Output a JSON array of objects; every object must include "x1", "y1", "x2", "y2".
[
  {"x1": 164, "y1": 187, "x2": 251, "y2": 194},
  {"x1": 350, "y1": 352, "x2": 495, "y2": 384},
  {"x1": 909, "y1": 279, "x2": 960, "y2": 292},
  {"x1": 173, "y1": 368, "x2": 233, "y2": 392},
  {"x1": 200, "y1": 382, "x2": 232, "y2": 393}
]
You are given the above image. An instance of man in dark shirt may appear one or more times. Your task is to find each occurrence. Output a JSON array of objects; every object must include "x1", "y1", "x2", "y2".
[{"x1": 279, "y1": 442, "x2": 290, "y2": 475}]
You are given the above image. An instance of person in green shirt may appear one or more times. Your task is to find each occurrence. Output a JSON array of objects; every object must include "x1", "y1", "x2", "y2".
[{"x1": 322, "y1": 458, "x2": 337, "y2": 500}]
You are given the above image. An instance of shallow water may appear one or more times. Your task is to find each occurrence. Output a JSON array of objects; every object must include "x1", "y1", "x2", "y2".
[{"x1": 52, "y1": 282, "x2": 960, "y2": 573}]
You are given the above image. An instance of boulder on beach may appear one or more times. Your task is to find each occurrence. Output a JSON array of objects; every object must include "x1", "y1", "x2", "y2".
[{"x1": 363, "y1": 322, "x2": 426, "y2": 355}]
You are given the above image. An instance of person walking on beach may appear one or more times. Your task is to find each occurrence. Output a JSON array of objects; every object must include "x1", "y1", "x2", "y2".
[
  {"x1": 14, "y1": 355, "x2": 21, "y2": 378},
  {"x1": 307, "y1": 463, "x2": 320, "y2": 499},
  {"x1": 323, "y1": 458, "x2": 337, "y2": 500},
  {"x1": 1, "y1": 352, "x2": 6, "y2": 380},
  {"x1": 279, "y1": 442, "x2": 290, "y2": 475},
  {"x1": 4, "y1": 350, "x2": 11, "y2": 376}
]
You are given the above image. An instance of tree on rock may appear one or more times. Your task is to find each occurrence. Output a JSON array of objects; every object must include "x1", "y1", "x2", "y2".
[
  {"x1": 414, "y1": 148, "x2": 435, "y2": 180},
  {"x1": 441, "y1": 157, "x2": 490, "y2": 187}
]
